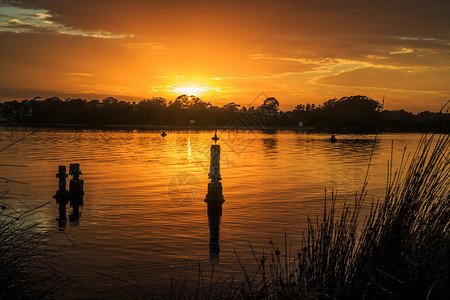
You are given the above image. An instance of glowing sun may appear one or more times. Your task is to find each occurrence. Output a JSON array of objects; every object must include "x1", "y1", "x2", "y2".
[{"x1": 171, "y1": 86, "x2": 208, "y2": 95}]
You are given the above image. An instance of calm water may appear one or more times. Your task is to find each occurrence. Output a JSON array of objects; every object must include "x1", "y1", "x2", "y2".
[{"x1": 0, "y1": 127, "x2": 423, "y2": 297}]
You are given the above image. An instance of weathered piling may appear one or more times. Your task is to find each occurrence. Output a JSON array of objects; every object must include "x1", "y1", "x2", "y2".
[
  {"x1": 209, "y1": 145, "x2": 221, "y2": 183},
  {"x1": 54, "y1": 163, "x2": 84, "y2": 228},
  {"x1": 205, "y1": 144, "x2": 224, "y2": 204},
  {"x1": 54, "y1": 166, "x2": 69, "y2": 227},
  {"x1": 68, "y1": 164, "x2": 84, "y2": 224},
  {"x1": 54, "y1": 165, "x2": 69, "y2": 203},
  {"x1": 69, "y1": 163, "x2": 84, "y2": 197},
  {"x1": 56, "y1": 166, "x2": 68, "y2": 193}
]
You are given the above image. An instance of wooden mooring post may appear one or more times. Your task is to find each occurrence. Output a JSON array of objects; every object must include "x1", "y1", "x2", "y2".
[
  {"x1": 54, "y1": 166, "x2": 69, "y2": 227},
  {"x1": 53, "y1": 163, "x2": 84, "y2": 227},
  {"x1": 205, "y1": 132, "x2": 224, "y2": 204},
  {"x1": 68, "y1": 164, "x2": 84, "y2": 225},
  {"x1": 56, "y1": 166, "x2": 68, "y2": 193},
  {"x1": 69, "y1": 163, "x2": 84, "y2": 197}
]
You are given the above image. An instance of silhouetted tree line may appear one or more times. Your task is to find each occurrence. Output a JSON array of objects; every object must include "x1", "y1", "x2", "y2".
[{"x1": 0, "y1": 95, "x2": 448, "y2": 132}]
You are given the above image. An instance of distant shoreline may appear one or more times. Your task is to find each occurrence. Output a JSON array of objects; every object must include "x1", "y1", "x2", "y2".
[
  {"x1": 0, "y1": 122, "x2": 315, "y2": 131},
  {"x1": 0, "y1": 123, "x2": 445, "y2": 134},
  {"x1": 2, "y1": 96, "x2": 447, "y2": 134}
]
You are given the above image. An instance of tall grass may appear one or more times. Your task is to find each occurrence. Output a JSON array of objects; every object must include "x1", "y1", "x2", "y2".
[
  {"x1": 165, "y1": 133, "x2": 449, "y2": 299},
  {"x1": 251, "y1": 133, "x2": 449, "y2": 299},
  {"x1": 0, "y1": 195, "x2": 69, "y2": 299}
]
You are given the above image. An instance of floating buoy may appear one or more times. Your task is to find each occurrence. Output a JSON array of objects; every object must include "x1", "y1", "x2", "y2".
[
  {"x1": 330, "y1": 135, "x2": 337, "y2": 143},
  {"x1": 161, "y1": 130, "x2": 167, "y2": 137}
]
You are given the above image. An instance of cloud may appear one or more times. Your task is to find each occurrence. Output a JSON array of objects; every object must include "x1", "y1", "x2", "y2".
[
  {"x1": 0, "y1": 5, "x2": 129, "y2": 38},
  {"x1": 65, "y1": 73, "x2": 93, "y2": 77},
  {"x1": 317, "y1": 67, "x2": 450, "y2": 95}
]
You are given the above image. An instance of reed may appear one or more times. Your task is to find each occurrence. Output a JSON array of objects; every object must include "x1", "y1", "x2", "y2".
[
  {"x1": 0, "y1": 196, "x2": 69, "y2": 299},
  {"x1": 240, "y1": 133, "x2": 450, "y2": 299},
  {"x1": 352, "y1": 133, "x2": 450, "y2": 298}
]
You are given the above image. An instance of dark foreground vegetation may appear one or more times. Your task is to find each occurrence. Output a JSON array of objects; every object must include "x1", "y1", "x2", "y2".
[
  {"x1": 1, "y1": 95, "x2": 448, "y2": 132},
  {"x1": 0, "y1": 197, "x2": 69, "y2": 298},
  {"x1": 1, "y1": 133, "x2": 449, "y2": 299}
]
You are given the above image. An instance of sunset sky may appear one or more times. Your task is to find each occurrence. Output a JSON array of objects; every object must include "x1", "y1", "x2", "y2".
[{"x1": 0, "y1": 0, "x2": 449, "y2": 112}]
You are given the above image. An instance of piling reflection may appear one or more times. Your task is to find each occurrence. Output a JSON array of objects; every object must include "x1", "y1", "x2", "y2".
[
  {"x1": 296, "y1": 137, "x2": 379, "y2": 160},
  {"x1": 69, "y1": 194, "x2": 83, "y2": 226},
  {"x1": 56, "y1": 195, "x2": 67, "y2": 228},
  {"x1": 205, "y1": 188, "x2": 223, "y2": 258},
  {"x1": 327, "y1": 138, "x2": 379, "y2": 158},
  {"x1": 262, "y1": 137, "x2": 278, "y2": 154}
]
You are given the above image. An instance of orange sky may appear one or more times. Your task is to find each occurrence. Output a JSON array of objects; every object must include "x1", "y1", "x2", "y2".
[{"x1": 0, "y1": 0, "x2": 449, "y2": 112}]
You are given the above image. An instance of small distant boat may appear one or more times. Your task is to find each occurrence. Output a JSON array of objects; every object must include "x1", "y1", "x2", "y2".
[
  {"x1": 161, "y1": 130, "x2": 167, "y2": 137},
  {"x1": 330, "y1": 135, "x2": 337, "y2": 143}
]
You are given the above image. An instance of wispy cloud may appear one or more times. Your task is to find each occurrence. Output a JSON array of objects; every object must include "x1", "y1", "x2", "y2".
[
  {"x1": 0, "y1": 5, "x2": 129, "y2": 39},
  {"x1": 65, "y1": 73, "x2": 93, "y2": 77},
  {"x1": 57, "y1": 29, "x2": 127, "y2": 39},
  {"x1": 390, "y1": 48, "x2": 415, "y2": 55},
  {"x1": 365, "y1": 55, "x2": 388, "y2": 60}
]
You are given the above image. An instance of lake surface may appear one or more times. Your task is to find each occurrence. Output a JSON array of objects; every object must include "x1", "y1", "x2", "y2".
[{"x1": 0, "y1": 127, "x2": 424, "y2": 297}]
